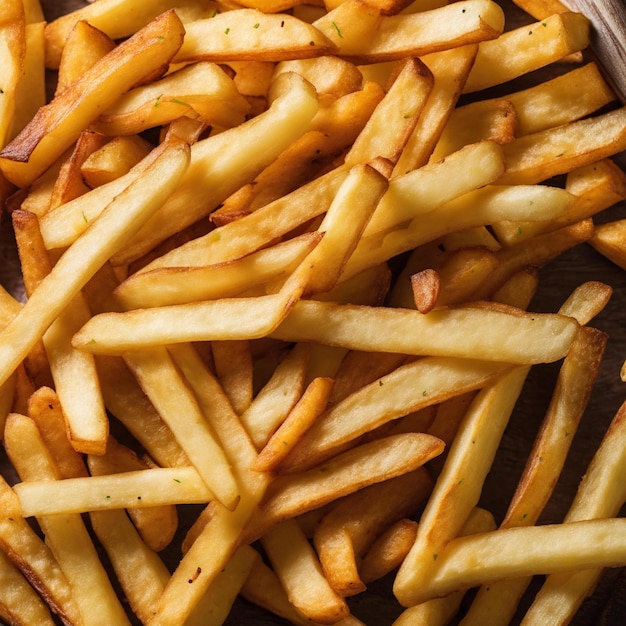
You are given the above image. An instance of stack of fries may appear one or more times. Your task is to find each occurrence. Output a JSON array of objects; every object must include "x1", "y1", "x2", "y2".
[{"x1": 0, "y1": 0, "x2": 626, "y2": 623}]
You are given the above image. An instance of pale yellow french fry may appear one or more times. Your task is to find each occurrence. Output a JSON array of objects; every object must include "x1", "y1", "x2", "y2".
[
  {"x1": 14, "y1": 466, "x2": 211, "y2": 516},
  {"x1": 462, "y1": 326, "x2": 608, "y2": 626},
  {"x1": 174, "y1": 10, "x2": 336, "y2": 63},
  {"x1": 88, "y1": 438, "x2": 178, "y2": 553},
  {"x1": 185, "y1": 545, "x2": 260, "y2": 626},
  {"x1": 392, "y1": 508, "x2": 497, "y2": 626},
  {"x1": 499, "y1": 106, "x2": 626, "y2": 185},
  {"x1": 365, "y1": 140, "x2": 504, "y2": 237},
  {"x1": 463, "y1": 11, "x2": 590, "y2": 93},
  {"x1": 123, "y1": 345, "x2": 240, "y2": 511},
  {"x1": 134, "y1": 164, "x2": 350, "y2": 272},
  {"x1": 114, "y1": 232, "x2": 322, "y2": 309},
  {"x1": 396, "y1": 518, "x2": 626, "y2": 605},
  {"x1": 0, "y1": 135, "x2": 190, "y2": 389},
  {"x1": 89, "y1": 508, "x2": 171, "y2": 625},
  {"x1": 211, "y1": 340, "x2": 254, "y2": 416},
  {"x1": 345, "y1": 183, "x2": 577, "y2": 279},
  {"x1": 13, "y1": 210, "x2": 109, "y2": 455},
  {"x1": 111, "y1": 72, "x2": 320, "y2": 266},
  {"x1": 393, "y1": 366, "x2": 531, "y2": 606}
]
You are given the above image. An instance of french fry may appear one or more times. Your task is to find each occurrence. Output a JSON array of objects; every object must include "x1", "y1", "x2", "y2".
[
  {"x1": 314, "y1": 0, "x2": 505, "y2": 63},
  {"x1": 4, "y1": 412, "x2": 131, "y2": 625},
  {"x1": 55, "y1": 20, "x2": 116, "y2": 97},
  {"x1": 211, "y1": 340, "x2": 254, "y2": 416},
  {"x1": 463, "y1": 11, "x2": 590, "y2": 93},
  {"x1": 92, "y1": 62, "x2": 251, "y2": 135},
  {"x1": 252, "y1": 376, "x2": 334, "y2": 472},
  {"x1": 0, "y1": 476, "x2": 83, "y2": 626},
  {"x1": 80, "y1": 135, "x2": 153, "y2": 188},
  {"x1": 0, "y1": 10, "x2": 186, "y2": 188},
  {"x1": 393, "y1": 43, "x2": 478, "y2": 174},
  {"x1": 0, "y1": 0, "x2": 25, "y2": 149},
  {"x1": 1, "y1": 0, "x2": 626, "y2": 623},
  {"x1": 43, "y1": 0, "x2": 214, "y2": 69},
  {"x1": 14, "y1": 465, "x2": 211, "y2": 516},
  {"x1": 313, "y1": 469, "x2": 432, "y2": 596},
  {"x1": 396, "y1": 517, "x2": 626, "y2": 605},
  {"x1": 261, "y1": 519, "x2": 350, "y2": 623},
  {"x1": 13, "y1": 209, "x2": 109, "y2": 455},
  {"x1": 521, "y1": 400, "x2": 626, "y2": 624},
  {"x1": 253, "y1": 433, "x2": 444, "y2": 534},
  {"x1": 88, "y1": 437, "x2": 179, "y2": 553},
  {"x1": 0, "y1": 547, "x2": 56, "y2": 626},
  {"x1": 174, "y1": 10, "x2": 337, "y2": 63},
  {"x1": 0, "y1": 134, "x2": 190, "y2": 390}
]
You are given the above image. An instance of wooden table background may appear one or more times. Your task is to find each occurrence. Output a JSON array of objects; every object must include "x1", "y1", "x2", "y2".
[{"x1": 0, "y1": 0, "x2": 624, "y2": 623}]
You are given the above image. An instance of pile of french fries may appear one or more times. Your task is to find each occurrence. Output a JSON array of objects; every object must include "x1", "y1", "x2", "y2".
[{"x1": 0, "y1": 0, "x2": 626, "y2": 623}]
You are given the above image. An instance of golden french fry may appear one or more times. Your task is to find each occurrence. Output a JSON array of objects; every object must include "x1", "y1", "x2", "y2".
[
  {"x1": 589, "y1": 217, "x2": 626, "y2": 270},
  {"x1": 314, "y1": 0, "x2": 504, "y2": 63},
  {"x1": 92, "y1": 62, "x2": 251, "y2": 135},
  {"x1": 313, "y1": 469, "x2": 432, "y2": 596},
  {"x1": 55, "y1": 19, "x2": 116, "y2": 96},
  {"x1": 0, "y1": 10, "x2": 186, "y2": 188},
  {"x1": 80, "y1": 135, "x2": 152, "y2": 188},
  {"x1": 252, "y1": 376, "x2": 334, "y2": 472},
  {"x1": 0, "y1": 0, "x2": 25, "y2": 149},
  {"x1": 254, "y1": 433, "x2": 444, "y2": 534},
  {"x1": 43, "y1": 0, "x2": 214, "y2": 69},
  {"x1": 393, "y1": 43, "x2": 479, "y2": 174}
]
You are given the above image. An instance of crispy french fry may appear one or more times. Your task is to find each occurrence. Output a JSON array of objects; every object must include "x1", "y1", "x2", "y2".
[
  {"x1": 0, "y1": 10, "x2": 186, "y2": 187},
  {"x1": 262, "y1": 519, "x2": 350, "y2": 623}
]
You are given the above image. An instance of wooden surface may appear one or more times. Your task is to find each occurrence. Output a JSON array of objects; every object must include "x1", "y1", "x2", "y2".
[{"x1": 0, "y1": 0, "x2": 625, "y2": 624}]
